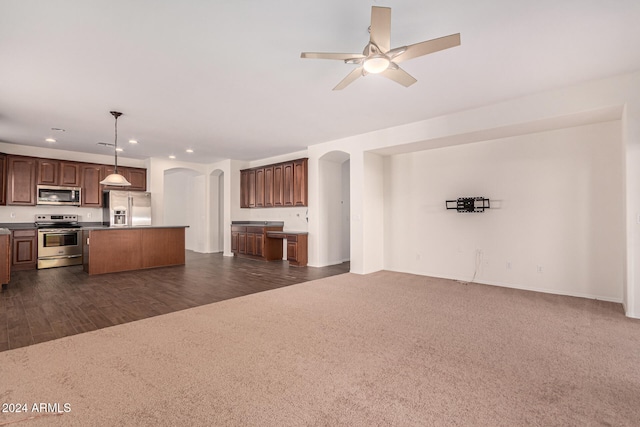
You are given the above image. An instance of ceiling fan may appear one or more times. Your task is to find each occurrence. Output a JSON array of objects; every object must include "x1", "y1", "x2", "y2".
[{"x1": 301, "y1": 6, "x2": 460, "y2": 90}]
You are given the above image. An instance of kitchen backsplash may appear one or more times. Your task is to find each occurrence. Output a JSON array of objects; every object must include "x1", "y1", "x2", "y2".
[{"x1": 0, "y1": 206, "x2": 103, "y2": 223}]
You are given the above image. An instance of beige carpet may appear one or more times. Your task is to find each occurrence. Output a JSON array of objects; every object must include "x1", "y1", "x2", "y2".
[{"x1": 1, "y1": 271, "x2": 639, "y2": 426}]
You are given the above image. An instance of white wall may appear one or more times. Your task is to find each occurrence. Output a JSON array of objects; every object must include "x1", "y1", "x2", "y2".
[
  {"x1": 164, "y1": 169, "x2": 206, "y2": 252},
  {"x1": 383, "y1": 121, "x2": 624, "y2": 302}
]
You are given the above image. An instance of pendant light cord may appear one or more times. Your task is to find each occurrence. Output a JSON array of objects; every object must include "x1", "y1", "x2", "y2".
[{"x1": 114, "y1": 114, "x2": 119, "y2": 174}]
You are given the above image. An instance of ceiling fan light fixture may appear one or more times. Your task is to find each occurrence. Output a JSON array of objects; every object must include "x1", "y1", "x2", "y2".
[
  {"x1": 99, "y1": 110, "x2": 132, "y2": 187},
  {"x1": 363, "y1": 55, "x2": 390, "y2": 74}
]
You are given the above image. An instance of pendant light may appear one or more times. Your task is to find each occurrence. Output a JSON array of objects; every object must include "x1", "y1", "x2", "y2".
[{"x1": 100, "y1": 111, "x2": 131, "y2": 186}]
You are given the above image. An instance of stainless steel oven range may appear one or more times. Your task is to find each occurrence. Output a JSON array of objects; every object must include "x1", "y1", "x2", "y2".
[{"x1": 35, "y1": 214, "x2": 82, "y2": 269}]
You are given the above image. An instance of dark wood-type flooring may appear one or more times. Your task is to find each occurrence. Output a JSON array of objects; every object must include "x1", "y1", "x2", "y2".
[{"x1": 0, "y1": 252, "x2": 350, "y2": 352}]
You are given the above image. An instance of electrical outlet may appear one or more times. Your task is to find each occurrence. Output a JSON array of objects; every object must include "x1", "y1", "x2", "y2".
[
  {"x1": 87, "y1": 212, "x2": 92, "y2": 219},
  {"x1": 10, "y1": 212, "x2": 15, "y2": 219}
]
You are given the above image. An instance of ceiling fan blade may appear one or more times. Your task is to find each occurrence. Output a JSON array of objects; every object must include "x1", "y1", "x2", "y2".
[
  {"x1": 333, "y1": 67, "x2": 363, "y2": 91},
  {"x1": 301, "y1": 52, "x2": 365, "y2": 61},
  {"x1": 381, "y1": 67, "x2": 417, "y2": 87},
  {"x1": 369, "y1": 6, "x2": 391, "y2": 53},
  {"x1": 393, "y1": 33, "x2": 461, "y2": 63}
]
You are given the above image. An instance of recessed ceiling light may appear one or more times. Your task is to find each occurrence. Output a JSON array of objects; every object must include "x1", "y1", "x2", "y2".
[
  {"x1": 116, "y1": 147, "x2": 124, "y2": 152},
  {"x1": 169, "y1": 155, "x2": 176, "y2": 159},
  {"x1": 51, "y1": 128, "x2": 65, "y2": 132},
  {"x1": 45, "y1": 138, "x2": 56, "y2": 143},
  {"x1": 129, "y1": 139, "x2": 138, "y2": 144},
  {"x1": 186, "y1": 149, "x2": 193, "y2": 153}
]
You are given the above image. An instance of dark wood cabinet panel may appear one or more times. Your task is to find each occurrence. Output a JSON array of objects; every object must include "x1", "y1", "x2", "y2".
[
  {"x1": 255, "y1": 168, "x2": 265, "y2": 207},
  {"x1": 7, "y1": 156, "x2": 37, "y2": 205},
  {"x1": 127, "y1": 168, "x2": 147, "y2": 191},
  {"x1": 283, "y1": 162, "x2": 294, "y2": 206},
  {"x1": 11, "y1": 229, "x2": 37, "y2": 271},
  {"x1": 37, "y1": 159, "x2": 60, "y2": 185},
  {"x1": 293, "y1": 158, "x2": 308, "y2": 207},
  {"x1": 264, "y1": 166, "x2": 274, "y2": 207},
  {"x1": 0, "y1": 233, "x2": 10, "y2": 285},
  {"x1": 273, "y1": 164, "x2": 283, "y2": 207},
  {"x1": 0, "y1": 154, "x2": 6, "y2": 206},
  {"x1": 80, "y1": 164, "x2": 104, "y2": 207},
  {"x1": 59, "y1": 162, "x2": 81, "y2": 186},
  {"x1": 231, "y1": 231, "x2": 239, "y2": 252},
  {"x1": 247, "y1": 170, "x2": 256, "y2": 207}
]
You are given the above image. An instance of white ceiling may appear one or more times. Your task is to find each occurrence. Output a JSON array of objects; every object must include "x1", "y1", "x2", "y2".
[{"x1": 1, "y1": 0, "x2": 639, "y2": 164}]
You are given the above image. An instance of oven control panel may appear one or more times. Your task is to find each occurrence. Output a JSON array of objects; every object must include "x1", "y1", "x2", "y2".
[{"x1": 36, "y1": 214, "x2": 78, "y2": 222}]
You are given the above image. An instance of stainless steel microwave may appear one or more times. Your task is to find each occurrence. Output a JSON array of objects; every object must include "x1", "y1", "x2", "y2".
[{"x1": 36, "y1": 185, "x2": 82, "y2": 206}]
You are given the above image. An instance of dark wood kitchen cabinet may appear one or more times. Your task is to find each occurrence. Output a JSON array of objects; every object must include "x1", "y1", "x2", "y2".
[
  {"x1": 231, "y1": 223, "x2": 283, "y2": 261},
  {"x1": 273, "y1": 163, "x2": 283, "y2": 206},
  {"x1": 7, "y1": 155, "x2": 37, "y2": 205},
  {"x1": 80, "y1": 164, "x2": 104, "y2": 207},
  {"x1": 240, "y1": 169, "x2": 256, "y2": 208},
  {"x1": 37, "y1": 159, "x2": 59, "y2": 185},
  {"x1": 102, "y1": 166, "x2": 147, "y2": 191},
  {"x1": 264, "y1": 166, "x2": 274, "y2": 207},
  {"x1": 59, "y1": 161, "x2": 81, "y2": 186},
  {"x1": 240, "y1": 158, "x2": 307, "y2": 208},
  {"x1": 0, "y1": 231, "x2": 10, "y2": 286},
  {"x1": 11, "y1": 229, "x2": 37, "y2": 271},
  {"x1": 255, "y1": 168, "x2": 265, "y2": 207},
  {"x1": 292, "y1": 158, "x2": 308, "y2": 206},
  {"x1": 266, "y1": 231, "x2": 308, "y2": 267},
  {"x1": 282, "y1": 162, "x2": 294, "y2": 206},
  {"x1": 37, "y1": 159, "x2": 81, "y2": 187},
  {"x1": 127, "y1": 167, "x2": 147, "y2": 191},
  {"x1": 0, "y1": 154, "x2": 6, "y2": 206}
]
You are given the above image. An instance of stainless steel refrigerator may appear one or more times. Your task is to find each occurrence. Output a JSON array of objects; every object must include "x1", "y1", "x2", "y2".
[{"x1": 103, "y1": 190, "x2": 152, "y2": 227}]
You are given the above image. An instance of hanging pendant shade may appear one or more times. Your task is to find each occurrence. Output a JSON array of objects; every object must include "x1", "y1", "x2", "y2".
[{"x1": 100, "y1": 111, "x2": 131, "y2": 186}]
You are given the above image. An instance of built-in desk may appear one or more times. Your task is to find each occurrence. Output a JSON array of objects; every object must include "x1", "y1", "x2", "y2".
[{"x1": 266, "y1": 231, "x2": 308, "y2": 267}]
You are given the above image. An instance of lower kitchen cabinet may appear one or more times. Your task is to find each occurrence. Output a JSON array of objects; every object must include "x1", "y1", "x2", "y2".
[
  {"x1": 0, "y1": 231, "x2": 10, "y2": 286},
  {"x1": 266, "y1": 231, "x2": 308, "y2": 267},
  {"x1": 12, "y1": 229, "x2": 37, "y2": 271},
  {"x1": 230, "y1": 222, "x2": 284, "y2": 261}
]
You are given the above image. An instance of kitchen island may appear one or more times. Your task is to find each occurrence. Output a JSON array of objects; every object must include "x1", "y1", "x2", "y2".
[{"x1": 82, "y1": 226, "x2": 187, "y2": 275}]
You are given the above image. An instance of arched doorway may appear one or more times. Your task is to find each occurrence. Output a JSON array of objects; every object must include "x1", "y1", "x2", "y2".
[
  {"x1": 209, "y1": 169, "x2": 224, "y2": 253},
  {"x1": 164, "y1": 168, "x2": 205, "y2": 252},
  {"x1": 318, "y1": 151, "x2": 350, "y2": 266}
]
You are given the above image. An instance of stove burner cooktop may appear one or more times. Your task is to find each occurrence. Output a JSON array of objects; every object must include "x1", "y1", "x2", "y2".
[{"x1": 34, "y1": 214, "x2": 80, "y2": 228}]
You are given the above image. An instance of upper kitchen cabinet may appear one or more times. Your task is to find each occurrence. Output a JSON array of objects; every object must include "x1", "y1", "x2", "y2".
[
  {"x1": 80, "y1": 164, "x2": 104, "y2": 207},
  {"x1": 59, "y1": 162, "x2": 81, "y2": 186},
  {"x1": 37, "y1": 159, "x2": 81, "y2": 187},
  {"x1": 7, "y1": 155, "x2": 37, "y2": 205},
  {"x1": 0, "y1": 154, "x2": 6, "y2": 205},
  {"x1": 37, "y1": 159, "x2": 59, "y2": 186},
  {"x1": 240, "y1": 158, "x2": 308, "y2": 208},
  {"x1": 102, "y1": 166, "x2": 147, "y2": 191},
  {"x1": 127, "y1": 167, "x2": 147, "y2": 191},
  {"x1": 240, "y1": 169, "x2": 256, "y2": 208},
  {"x1": 292, "y1": 158, "x2": 308, "y2": 207}
]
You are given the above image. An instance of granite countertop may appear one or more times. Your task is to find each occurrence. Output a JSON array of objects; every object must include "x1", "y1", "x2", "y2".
[
  {"x1": 231, "y1": 221, "x2": 285, "y2": 227},
  {"x1": 266, "y1": 230, "x2": 309, "y2": 235},
  {"x1": 0, "y1": 222, "x2": 38, "y2": 230},
  {"x1": 83, "y1": 225, "x2": 189, "y2": 230},
  {"x1": 0, "y1": 222, "x2": 188, "y2": 231},
  {"x1": 0, "y1": 228, "x2": 10, "y2": 235}
]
